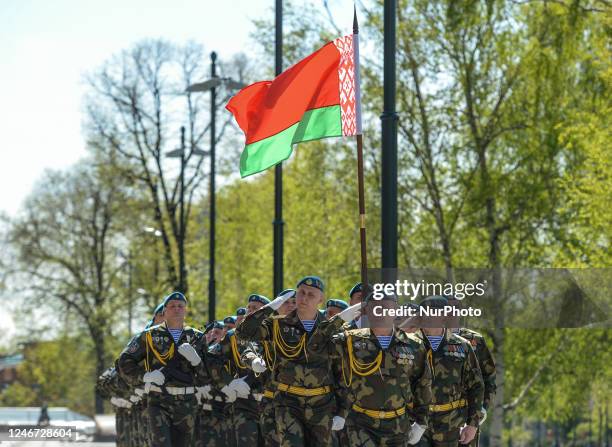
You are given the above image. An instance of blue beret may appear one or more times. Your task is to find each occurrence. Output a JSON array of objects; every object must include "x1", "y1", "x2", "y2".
[
  {"x1": 163, "y1": 291, "x2": 187, "y2": 307},
  {"x1": 277, "y1": 288, "x2": 296, "y2": 299},
  {"x1": 248, "y1": 294, "x2": 270, "y2": 305},
  {"x1": 224, "y1": 316, "x2": 237, "y2": 325},
  {"x1": 236, "y1": 307, "x2": 247, "y2": 316},
  {"x1": 153, "y1": 303, "x2": 165, "y2": 316},
  {"x1": 326, "y1": 299, "x2": 348, "y2": 310},
  {"x1": 212, "y1": 320, "x2": 225, "y2": 329},
  {"x1": 297, "y1": 276, "x2": 325, "y2": 292},
  {"x1": 349, "y1": 283, "x2": 363, "y2": 298}
]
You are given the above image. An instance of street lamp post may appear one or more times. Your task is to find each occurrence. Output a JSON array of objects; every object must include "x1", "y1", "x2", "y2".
[
  {"x1": 186, "y1": 54, "x2": 245, "y2": 322},
  {"x1": 381, "y1": 0, "x2": 398, "y2": 273},
  {"x1": 166, "y1": 127, "x2": 207, "y2": 294}
]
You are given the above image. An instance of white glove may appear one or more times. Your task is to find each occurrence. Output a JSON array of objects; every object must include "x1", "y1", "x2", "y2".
[
  {"x1": 143, "y1": 369, "x2": 165, "y2": 385},
  {"x1": 134, "y1": 388, "x2": 145, "y2": 397},
  {"x1": 111, "y1": 397, "x2": 131, "y2": 408},
  {"x1": 407, "y1": 422, "x2": 426, "y2": 444},
  {"x1": 251, "y1": 357, "x2": 267, "y2": 373},
  {"x1": 331, "y1": 416, "x2": 345, "y2": 431},
  {"x1": 480, "y1": 407, "x2": 487, "y2": 425},
  {"x1": 178, "y1": 343, "x2": 202, "y2": 366},
  {"x1": 228, "y1": 377, "x2": 251, "y2": 399},
  {"x1": 265, "y1": 290, "x2": 293, "y2": 311},
  {"x1": 198, "y1": 385, "x2": 213, "y2": 400},
  {"x1": 129, "y1": 395, "x2": 140, "y2": 404},
  {"x1": 337, "y1": 303, "x2": 363, "y2": 322},
  {"x1": 220, "y1": 385, "x2": 237, "y2": 403}
]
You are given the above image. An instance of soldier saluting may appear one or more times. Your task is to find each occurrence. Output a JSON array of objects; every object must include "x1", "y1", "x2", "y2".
[
  {"x1": 332, "y1": 292, "x2": 432, "y2": 446},
  {"x1": 416, "y1": 296, "x2": 484, "y2": 446},
  {"x1": 236, "y1": 276, "x2": 361, "y2": 447},
  {"x1": 118, "y1": 292, "x2": 210, "y2": 447}
]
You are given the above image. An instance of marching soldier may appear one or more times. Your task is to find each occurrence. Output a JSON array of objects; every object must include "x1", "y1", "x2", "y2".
[
  {"x1": 236, "y1": 276, "x2": 361, "y2": 447},
  {"x1": 96, "y1": 365, "x2": 133, "y2": 447},
  {"x1": 196, "y1": 321, "x2": 225, "y2": 447},
  {"x1": 416, "y1": 296, "x2": 484, "y2": 446},
  {"x1": 332, "y1": 292, "x2": 432, "y2": 446},
  {"x1": 146, "y1": 302, "x2": 165, "y2": 329},
  {"x1": 224, "y1": 316, "x2": 237, "y2": 331},
  {"x1": 257, "y1": 289, "x2": 297, "y2": 447},
  {"x1": 326, "y1": 299, "x2": 349, "y2": 319},
  {"x1": 236, "y1": 307, "x2": 247, "y2": 326},
  {"x1": 207, "y1": 294, "x2": 272, "y2": 445},
  {"x1": 206, "y1": 321, "x2": 225, "y2": 345},
  {"x1": 447, "y1": 296, "x2": 496, "y2": 446},
  {"x1": 345, "y1": 283, "x2": 366, "y2": 330},
  {"x1": 117, "y1": 292, "x2": 211, "y2": 447}
]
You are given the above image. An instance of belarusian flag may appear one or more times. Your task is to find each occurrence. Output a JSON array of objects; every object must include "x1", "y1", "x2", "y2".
[{"x1": 226, "y1": 34, "x2": 362, "y2": 178}]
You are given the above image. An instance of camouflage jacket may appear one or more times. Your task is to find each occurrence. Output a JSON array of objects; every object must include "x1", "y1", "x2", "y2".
[
  {"x1": 117, "y1": 322, "x2": 211, "y2": 388},
  {"x1": 332, "y1": 328, "x2": 432, "y2": 425},
  {"x1": 96, "y1": 365, "x2": 132, "y2": 400},
  {"x1": 236, "y1": 307, "x2": 345, "y2": 391},
  {"x1": 417, "y1": 330, "x2": 484, "y2": 430},
  {"x1": 207, "y1": 329, "x2": 265, "y2": 400},
  {"x1": 455, "y1": 328, "x2": 496, "y2": 410}
]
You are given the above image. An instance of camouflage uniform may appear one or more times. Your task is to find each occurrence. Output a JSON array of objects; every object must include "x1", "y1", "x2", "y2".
[
  {"x1": 454, "y1": 328, "x2": 495, "y2": 447},
  {"x1": 207, "y1": 329, "x2": 264, "y2": 446},
  {"x1": 96, "y1": 366, "x2": 132, "y2": 447},
  {"x1": 415, "y1": 330, "x2": 484, "y2": 447},
  {"x1": 332, "y1": 328, "x2": 432, "y2": 446},
  {"x1": 249, "y1": 337, "x2": 280, "y2": 446},
  {"x1": 117, "y1": 322, "x2": 211, "y2": 447},
  {"x1": 236, "y1": 307, "x2": 346, "y2": 447}
]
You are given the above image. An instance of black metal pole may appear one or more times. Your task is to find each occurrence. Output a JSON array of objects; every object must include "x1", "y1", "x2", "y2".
[
  {"x1": 179, "y1": 126, "x2": 186, "y2": 293},
  {"x1": 381, "y1": 0, "x2": 398, "y2": 271},
  {"x1": 209, "y1": 52, "x2": 217, "y2": 321},
  {"x1": 273, "y1": 0, "x2": 284, "y2": 297}
]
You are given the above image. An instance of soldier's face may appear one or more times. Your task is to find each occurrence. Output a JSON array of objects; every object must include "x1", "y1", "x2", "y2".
[
  {"x1": 278, "y1": 298, "x2": 296, "y2": 315},
  {"x1": 326, "y1": 306, "x2": 342, "y2": 318},
  {"x1": 247, "y1": 301, "x2": 264, "y2": 315},
  {"x1": 236, "y1": 315, "x2": 245, "y2": 325},
  {"x1": 165, "y1": 300, "x2": 186, "y2": 321},
  {"x1": 296, "y1": 285, "x2": 323, "y2": 316},
  {"x1": 225, "y1": 322, "x2": 236, "y2": 330},
  {"x1": 210, "y1": 328, "x2": 223, "y2": 343},
  {"x1": 350, "y1": 291, "x2": 362, "y2": 306}
]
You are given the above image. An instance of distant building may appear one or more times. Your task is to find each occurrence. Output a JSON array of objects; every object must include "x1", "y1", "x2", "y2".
[{"x1": 0, "y1": 353, "x2": 23, "y2": 389}]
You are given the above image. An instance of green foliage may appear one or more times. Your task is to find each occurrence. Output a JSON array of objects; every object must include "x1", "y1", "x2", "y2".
[{"x1": 0, "y1": 339, "x2": 97, "y2": 415}]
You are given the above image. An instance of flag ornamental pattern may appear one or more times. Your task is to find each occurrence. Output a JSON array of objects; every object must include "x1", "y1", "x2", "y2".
[
  {"x1": 333, "y1": 35, "x2": 358, "y2": 136},
  {"x1": 226, "y1": 34, "x2": 362, "y2": 178}
]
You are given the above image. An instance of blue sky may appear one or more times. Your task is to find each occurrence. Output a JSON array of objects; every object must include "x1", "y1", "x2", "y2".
[{"x1": 0, "y1": 0, "x2": 273, "y2": 216}]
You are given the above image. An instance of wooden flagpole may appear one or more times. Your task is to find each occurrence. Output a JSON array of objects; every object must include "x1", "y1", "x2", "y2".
[{"x1": 353, "y1": 7, "x2": 369, "y2": 294}]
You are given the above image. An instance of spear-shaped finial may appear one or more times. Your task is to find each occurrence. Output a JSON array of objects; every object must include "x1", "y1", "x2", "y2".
[{"x1": 353, "y1": 4, "x2": 359, "y2": 35}]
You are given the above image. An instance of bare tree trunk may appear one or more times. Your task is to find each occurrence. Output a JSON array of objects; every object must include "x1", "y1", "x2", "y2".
[{"x1": 92, "y1": 327, "x2": 106, "y2": 414}]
